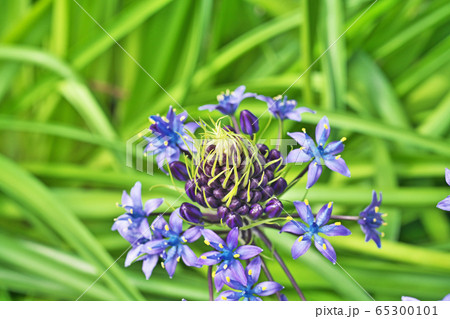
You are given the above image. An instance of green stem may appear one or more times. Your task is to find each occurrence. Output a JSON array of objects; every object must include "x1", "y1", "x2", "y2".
[
  {"x1": 277, "y1": 118, "x2": 283, "y2": 151},
  {"x1": 231, "y1": 115, "x2": 241, "y2": 134}
]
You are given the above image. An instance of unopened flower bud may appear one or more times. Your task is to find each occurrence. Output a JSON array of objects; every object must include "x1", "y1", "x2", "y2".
[
  {"x1": 180, "y1": 202, "x2": 203, "y2": 223},
  {"x1": 225, "y1": 213, "x2": 243, "y2": 228},
  {"x1": 240, "y1": 110, "x2": 259, "y2": 135},
  {"x1": 249, "y1": 204, "x2": 263, "y2": 220},
  {"x1": 273, "y1": 177, "x2": 287, "y2": 195},
  {"x1": 264, "y1": 198, "x2": 283, "y2": 218},
  {"x1": 169, "y1": 161, "x2": 190, "y2": 181},
  {"x1": 218, "y1": 206, "x2": 230, "y2": 220},
  {"x1": 185, "y1": 180, "x2": 196, "y2": 202}
]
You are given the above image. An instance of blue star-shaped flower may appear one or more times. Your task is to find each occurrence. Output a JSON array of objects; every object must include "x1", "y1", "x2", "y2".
[
  {"x1": 146, "y1": 210, "x2": 202, "y2": 278},
  {"x1": 286, "y1": 116, "x2": 350, "y2": 189},
  {"x1": 256, "y1": 94, "x2": 315, "y2": 121},
  {"x1": 281, "y1": 200, "x2": 351, "y2": 264},
  {"x1": 216, "y1": 257, "x2": 283, "y2": 301},
  {"x1": 145, "y1": 106, "x2": 199, "y2": 170},
  {"x1": 437, "y1": 168, "x2": 450, "y2": 211},
  {"x1": 198, "y1": 85, "x2": 256, "y2": 115},
  {"x1": 358, "y1": 191, "x2": 385, "y2": 248},
  {"x1": 198, "y1": 227, "x2": 263, "y2": 291},
  {"x1": 112, "y1": 181, "x2": 163, "y2": 243}
]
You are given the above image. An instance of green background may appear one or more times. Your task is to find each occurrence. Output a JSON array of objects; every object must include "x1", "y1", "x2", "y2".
[{"x1": 0, "y1": 0, "x2": 449, "y2": 301}]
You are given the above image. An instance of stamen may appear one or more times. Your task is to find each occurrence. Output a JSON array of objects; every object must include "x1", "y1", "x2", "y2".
[
  {"x1": 161, "y1": 262, "x2": 165, "y2": 269},
  {"x1": 335, "y1": 155, "x2": 341, "y2": 160},
  {"x1": 128, "y1": 218, "x2": 132, "y2": 224},
  {"x1": 233, "y1": 254, "x2": 240, "y2": 258},
  {"x1": 130, "y1": 208, "x2": 133, "y2": 214},
  {"x1": 382, "y1": 222, "x2": 388, "y2": 226},
  {"x1": 164, "y1": 225, "x2": 169, "y2": 231},
  {"x1": 375, "y1": 206, "x2": 379, "y2": 213},
  {"x1": 181, "y1": 236, "x2": 187, "y2": 243},
  {"x1": 223, "y1": 264, "x2": 228, "y2": 270},
  {"x1": 302, "y1": 128, "x2": 306, "y2": 133},
  {"x1": 381, "y1": 232, "x2": 385, "y2": 237},
  {"x1": 286, "y1": 216, "x2": 293, "y2": 221},
  {"x1": 304, "y1": 199, "x2": 309, "y2": 205},
  {"x1": 149, "y1": 118, "x2": 155, "y2": 124},
  {"x1": 212, "y1": 271, "x2": 216, "y2": 278},
  {"x1": 204, "y1": 239, "x2": 210, "y2": 246},
  {"x1": 177, "y1": 257, "x2": 180, "y2": 262},
  {"x1": 322, "y1": 244, "x2": 327, "y2": 250},
  {"x1": 328, "y1": 202, "x2": 332, "y2": 208},
  {"x1": 262, "y1": 287, "x2": 267, "y2": 291},
  {"x1": 180, "y1": 116, "x2": 186, "y2": 121},
  {"x1": 335, "y1": 222, "x2": 341, "y2": 226},
  {"x1": 226, "y1": 276, "x2": 230, "y2": 283},
  {"x1": 298, "y1": 236, "x2": 303, "y2": 242},
  {"x1": 219, "y1": 243, "x2": 224, "y2": 249},
  {"x1": 164, "y1": 141, "x2": 168, "y2": 146},
  {"x1": 340, "y1": 137, "x2": 347, "y2": 142},
  {"x1": 221, "y1": 296, "x2": 227, "y2": 300},
  {"x1": 373, "y1": 218, "x2": 377, "y2": 222},
  {"x1": 201, "y1": 256, "x2": 207, "y2": 260},
  {"x1": 248, "y1": 269, "x2": 252, "y2": 276},
  {"x1": 115, "y1": 202, "x2": 120, "y2": 207},
  {"x1": 324, "y1": 124, "x2": 329, "y2": 129}
]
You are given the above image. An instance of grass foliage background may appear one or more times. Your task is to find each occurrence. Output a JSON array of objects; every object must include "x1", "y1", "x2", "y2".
[{"x1": 0, "y1": 0, "x2": 449, "y2": 301}]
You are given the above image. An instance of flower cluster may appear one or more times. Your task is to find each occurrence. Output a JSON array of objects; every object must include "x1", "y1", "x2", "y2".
[{"x1": 110, "y1": 84, "x2": 444, "y2": 301}]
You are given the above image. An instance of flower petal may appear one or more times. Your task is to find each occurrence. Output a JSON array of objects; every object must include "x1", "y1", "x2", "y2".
[
  {"x1": 255, "y1": 95, "x2": 274, "y2": 104},
  {"x1": 287, "y1": 132, "x2": 307, "y2": 145},
  {"x1": 291, "y1": 234, "x2": 312, "y2": 259},
  {"x1": 143, "y1": 198, "x2": 163, "y2": 216},
  {"x1": 315, "y1": 202, "x2": 333, "y2": 227},
  {"x1": 202, "y1": 229, "x2": 226, "y2": 249},
  {"x1": 151, "y1": 215, "x2": 168, "y2": 235},
  {"x1": 198, "y1": 251, "x2": 222, "y2": 266},
  {"x1": 214, "y1": 269, "x2": 225, "y2": 291},
  {"x1": 315, "y1": 116, "x2": 330, "y2": 146},
  {"x1": 402, "y1": 296, "x2": 420, "y2": 301},
  {"x1": 324, "y1": 140, "x2": 344, "y2": 155},
  {"x1": 235, "y1": 245, "x2": 263, "y2": 260},
  {"x1": 199, "y1": 104, "x2": 219, "y2": 111},
  {"x1": 215, "y1": 290, "x2": 241, "y2": 301},
  {"x1": 227, "y1": 260, "x2": 247, "y2": 286},
  {"x1": 286, "y1": 148, "x2": 312, "y2": 163},
  {"x1": 164, "y1": 247, "x2": 179, "y2": 278},
  {"x1": 437, "y1": 196, "x2": 450, "y2": 211},
  {"x1": 125, "y1": 246, "x2": 142, "y2": 267},
  {"x1": 293, "y1": 201, "x2": 314, "y2": 225},
  {"x1": 280, "y1": 220, "x2": 305, "y2": 235},
  {"x1": 142, "y1": 255, "x2": 159, "y2": 280},
  {"x1": 169, "y1": 209, "x2": 183, "y2": 234},
  {"x1": 226, "y1": 227, "x2": 239, "y2": 250},
  {"x1": 254, "y1": 281, "x2": 284, "y2": 296},
  {"x1": 320, "y1": 224, "x2": 352, "y2": 236},
  {"x1": 144, "y1": 239, "x2": 167, "y2": 254},
  {"x1": 121, "y1": 190, "x2": 133, "y2": 209},
  {"x1": 182, "y1": 226, "x2": 202, "y2": 243},
  {"x1": 306, "y1": 161, "x2": 323, "y2": 189},
  {"x1": 129, "y1": 182, "x2": 142, "y2": 206},
  {"x1": 245, "y1": 256, "x2": 261, "y2": 286},
  {"x1": 181, "y1": 245, "x2": 199, "y2": 267},
  {"x1": 441, "y1": 294, "x2": 450, "y2": 301},
  {"x1": 324, "y1": 157, "x2": 351, "y2": 177},
  {"x1": 314, "y1": 235, "x2": 337, "y2": 264},
  {"x1": 445, "y1": 168, "x2": 450, "y2": 186},
  {"x1": 183, "y1": 122, "x2": 199, "y2": 134}
]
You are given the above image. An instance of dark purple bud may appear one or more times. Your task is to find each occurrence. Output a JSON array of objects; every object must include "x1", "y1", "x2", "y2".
[
  {"x1": 259, "y1": 174, "x2": 268, "y2": 187},
  {"x1": 180, "y1": 202, "x2": 203, "y2": 223},
  {"x1": 257, "y1": 144, "x2": 269, "y2": 156},
  {"x1": 273, "y1": 178, "x2": 287, "y2": 195},
  {"x1": 213, "y1": 188, "x2": 225, "y2": 199},
  {"x1": 264, "y1": 198, "x2": 283, "y2": 218},
  {"x1": 197, "y1": 174, "x2": 208, "y2": 186},
  {"x1": 185, "y1": 180, "x2": 196, "y2": 201},
  {"x1": 224, "y1": 125, "x2": 236, "y2": 133},
  {"x1": 201, "y1": 185, "x2": 213, "y2": 196},
  {"x1": 195, "y1": 192, "x2": 206, "y2": 207},
  {"x1": 225, "y1": 213, "x2": 243, "y2": 228},
  {"x1": 238, "y1": 189, "x2": 252, "y2": 202},
  {"x1": 251, "y1": 191, "x2": 262, "y2": 204},
  {"x1": 236, "y1": 204, "x2": 249, "y2": 215},
  {"x1": 218, "y1": 206, "x2": 230, "y2": 220},
  {"x1": 249, "y1": 204, "x2": 263, "y2": 220},
  {"x1": 250, "y1": 178, "x2": 259, "y2": 190},
  {"x1": 252, "y1": 162, "x2": 262, "y2": 177},
  {"x1": 267, "y1": 149, "x2": 282, "y2": 161},
  {"x1": 261, "y1": 186, "x2": 274, "y2": 201},
  {"x1": 228, "y1": 197, "x2": 241, "y2": 210},
  {"x1": 265, "y1": 170, "x2": 274, "y2": 181},
  {"x1": 240, "y1": 110, "x2": 259, "y2": 135},
  {"x1": 206, "y1": 196, "x2": 221, "y2": 208},
  {"x1": 205, "y1": 144, "x2": 216, "y2": 153},
  {"x1": 169, "y1": 161, "x2": 189, "y2": 181}
]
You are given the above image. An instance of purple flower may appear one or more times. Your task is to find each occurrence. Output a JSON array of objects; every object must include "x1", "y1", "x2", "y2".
[
  {"x1": 216, "y1": 257, "x2": 283, "y2": 301},
  {"x1": 286, "y1": 116, "x2": 350, "y2": 189},
  {"x1": 280, "y1": 200, "x2": 351, "y2": 264},
  {"x1": 437, "y1": 168, "x2": 450, "y2": 211},
  {"x1": 402, "y1": 294, "x2": 450, "y2": 301},
  {"x1": 199, "y1": 85, "x2": 256, "y2": 115},
  {"x1": 358, "y1": 191, "x2": 385, "y2": 248},
  {"x1": 112, "y1": 182, "x2": 163, "y2": 243},
  {"x1": 256, "y1": 94, "x2": 314, "y2": 121},
  {"x1": 124, "y1": 231, "x2": 162, "y2": 280},
  {"x1": 146, "y1": 210, "x2": 202, "y2": 278},
  {"x1": 145, "y1": 106, "x2": 199, "y2": 170},
  {"x1": 198, "y1": 228, "x2": 263, "y2": 291}
]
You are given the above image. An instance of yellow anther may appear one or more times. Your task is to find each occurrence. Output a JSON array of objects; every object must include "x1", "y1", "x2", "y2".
[
  {"x1": 274, "y1": 95, "x2": 282, "y2": 100},
  {"x1": 221, "y1": 296, "x2": 227, "y2": 301},
  {"x1": 286, "y1": 216, "x2": 293, "y2": 221},
  {"x1": 324, "y1": 124, "x2": 329, "y2": 129},
  {"x1": 113, "y1": 218, "x2": 117, "y2": 221},
  {"x1": 182, "y1": 236, "x2": 187, "y2": 243},
  {"x1": 201, "y1": 256, "x2": 207, "y2": 260},
  {"x1": 128, "y1": 218, "x2": 132, "y2": 224},
  {"x1": 299, "y1": 147, "x2": 305, "y2": 150},
  {"x1": 382, "y1": 222, "x2": 388, "y2": 226},
  {"x1": 204, "y1": 239, "x2": 210, "y2": 246},
  {"x1": 233, "y1": 254, "x2": 240, "y2": 258},
  {"x1": 223, "y1": 264, "x2": 228, "y2": 270},
  {"x1": 335, "y1": 155, "x2": 341, "y2": 160},
  {"x1": 226, "y1": 276, "x2": 230, "y2": 283},
  {"x1": 248, "y1": 269, "x2": 252, "y2": 276},
  {"x1": 177, "y1": 257, "x2": 180, "y2": 262},
  {"x1": 164, "y1": 141, "x2": 168, "y2": 146},
  {"x1": 314, "y1": 162, "x2": 318, "y2": 166},
  {"x1": 340, "y1": 137, "x2": 347, "y2": 142},
  {"x1": 323, "y1": 244, "x2": 327, "y2": 250},
  {"x1": 373, "y1": 218, "x2": 377, "y2": 223},
  {"x1": 298, "y1": 236, "x2": 303, "y2": 242},
  {"x1": 381, "y1": 232, "x2": 385, "y2": 237},
  {"x1": 302, "y1": 128, "x2": 306, "y2": 133},
  {"x1": 148, "y1": 247, "x2": 152, "y2": 251},
  {"x1": 328, "y1": 202, "x2": 332, "y2": 208},
  {"x1": 262, "y1": 287, "x2": 267, "y2": 291},
  {"x1": 161, "y1": 262, "x2": 165, "y2": 269},
  {"x1": 149, "y1": 118, "x2": 155, "y2": 124},
  {"x1": 180, "y1": 116, "x2": 186, "y2": 121},
  {"x1": 130, "y1": 208, "x2": 133, "y2": 214},
  {"x1": 115, "y1": 202, "x2": 120, "y2": 207},
  {"x1": 335, "y1": 222, "x2": 341, "y2": 226},
  {"x1": 151, "y1": 225, "x2": 155, "y2": 230},
  {"x1": 164, "y1": 225, "x2": 169, "y2": 231},
  {"x1": 375, "y1": 206, "x2": 380, "y2": 213},
  {"x1": 143, "y1": 153, "x2": 148, "y2": 157},
  {"x1": 217, "y1": 94, "x2": 224, "y2": 101},
  {"x1": 219, "y1": 243, "x2": 224, "y2": 249},
  {"x1": 304, "y1": 199, "x2": 309, "y2": 205}
]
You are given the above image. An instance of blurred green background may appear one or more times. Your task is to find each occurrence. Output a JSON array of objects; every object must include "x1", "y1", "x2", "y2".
[{"x1": 0, "y1": 0, "x2": 449, "y2": 301}]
